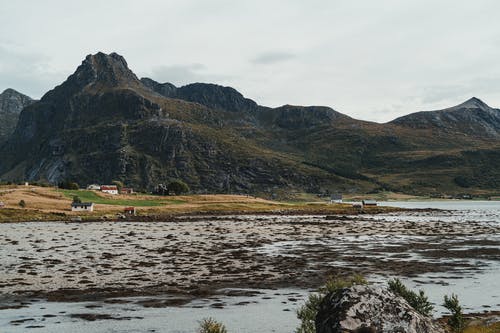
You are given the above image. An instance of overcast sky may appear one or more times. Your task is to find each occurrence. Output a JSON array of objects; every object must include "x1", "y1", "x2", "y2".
[{"x1": 1, "y1": 0, "x2": 500, "y2": 122}]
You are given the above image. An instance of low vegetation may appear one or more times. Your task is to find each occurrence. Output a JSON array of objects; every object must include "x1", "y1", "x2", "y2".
[
  {"x1": 464, "y1": 322, "x2": 500, "y2": 333},
  {"x1": 388, "y1": 278, "x2": 434, "y2": 316},
  {"x1": 111, "y1": 180, "x2": 124, "y2": 190},
  {"x1": 444, "y1": 294, "x2": 466, "y2": 333},
  {"x1": 167, "y1": 179, "x2": 190, "y2": 195},
  {"x1": 58, "y1": 180, "x2": 79, "y2": 190},
  {"x1": 198, "y1": 318, "x2": 227, "y2": 333}
]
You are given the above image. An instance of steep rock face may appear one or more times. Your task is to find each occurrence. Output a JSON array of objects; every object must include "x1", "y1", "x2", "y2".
[
  {"x1": 141, "y1": 78, "x2": 177, "y2": 98},
  {"x1": 0, "y1": 89, "x2": 35, "y2": 142},
  {"x1": 177, "y1": 83, "x2": 259, "y2": 113},
  {"x1": 391, "y1": 97, "x2": 500, "y2": 138},
  {"x1": 315, "y1": 285, "x2": 445, "y2": 333},
  {"x1": 0, "y1": 52, "x2": 361, "y2": 193},
  {"x1": 141, "y1": 78, "x2": 260, "y2": 113},
  {"x1": 258, "y1": 105, "x2": 350, "y2": 130}
]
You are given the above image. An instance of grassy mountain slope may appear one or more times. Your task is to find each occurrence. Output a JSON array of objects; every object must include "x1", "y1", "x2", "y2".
[{"x1": 0, "y1": 52, "x2": 499, "y2": 196}]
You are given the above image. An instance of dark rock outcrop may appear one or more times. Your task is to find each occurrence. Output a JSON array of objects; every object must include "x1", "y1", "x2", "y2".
[
  {"x1": 260, "y1": 104, "x2": 349, "y2": 130},
  {"x1": 141, "y1": 78, "x2": 259, "y2": 113},
  {"x1": 0, "y1": 88, "x2": 35, "y2": 142},
  {"x1": 315, "y1": 285, "x2": 444, "y2": 333},
  {"x1": 0, "y1": 52, "x2": 355, "y2": 193}
]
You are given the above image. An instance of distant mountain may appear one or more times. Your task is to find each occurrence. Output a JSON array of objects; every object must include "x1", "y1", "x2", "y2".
[
  {"x1": 0, "y1": 52, "x2": 499, "y2": 196},
  {"x1": 390, "y1": 97, "x2": 500, "y2": 138},
  {"x1": 0, "y1": 88, "x2": 35, "y2": 143}
]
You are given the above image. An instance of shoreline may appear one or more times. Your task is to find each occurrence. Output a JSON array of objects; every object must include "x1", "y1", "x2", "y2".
[{"x1": 0, "y1": 205, "x2": 407, "y2": 224}]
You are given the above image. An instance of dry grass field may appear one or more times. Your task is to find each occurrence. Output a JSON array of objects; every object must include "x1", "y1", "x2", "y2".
[{"x1": 0, "y1": 185, "x2": 398, "y2": 222}]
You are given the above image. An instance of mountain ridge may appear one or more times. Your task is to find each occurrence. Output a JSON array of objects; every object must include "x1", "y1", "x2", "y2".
[
  {"x1": 0, "y1": 52, "x2": 499, "y2": 196},
  {"x1": 391, "y1": 97, "x2": 500, "y2": 138}
]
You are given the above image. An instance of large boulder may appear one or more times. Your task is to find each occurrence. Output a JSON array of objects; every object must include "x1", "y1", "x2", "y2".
[{"x1": 315, "y1": 285, "x2": 445, "y2": 333}]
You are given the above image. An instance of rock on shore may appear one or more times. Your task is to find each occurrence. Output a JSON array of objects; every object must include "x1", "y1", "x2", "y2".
[{"x1": 315, "y1": 285, "x2": 445, "y2": 333}]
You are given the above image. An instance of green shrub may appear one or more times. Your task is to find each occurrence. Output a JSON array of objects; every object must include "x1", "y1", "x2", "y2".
[
  {"x1": 388, "y1": 278, "x2": 434, "y2": 316},
  {"x1": 58, "y1": 181, "x2": 79, "y2": 190},
  {"x1": 18, "y1": 200, "x2": 26, "y2": 208},
  {"x1": 72, "y1": 196, "x2": 82, "y2": 203},
  {"x1": 30, "y1": 181, "x2": 51, "y2": 187},
  {"x1": 443, "y1": 294, "x2": 465, "y2": 333},
  {"x1": 296, "y1": 274, "x2": 367, "y2": 333},
  {"x1": 167, "y1": 180, "x2": 190, "y2": 195},
  {"x1": 111, "y1": 180, "x2": 124, "y2": 191},
  {"x1": 198, "y1": 318, "x2": 227, "y2": 333}
]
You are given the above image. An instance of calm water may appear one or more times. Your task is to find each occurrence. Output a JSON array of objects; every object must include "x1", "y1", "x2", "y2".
[
  {"x1": 379, "y1": 200, "x2": 500, "y2": 211},
  {"x1": 1, "y1": 201, "x2": 499, "y2": 332},
  {"x1": 0, "y1": 289, "x2": 308, "y2": 333}
]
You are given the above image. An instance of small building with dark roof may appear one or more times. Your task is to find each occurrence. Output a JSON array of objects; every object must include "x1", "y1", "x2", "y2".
[{"x1": 71, "y1": 202, "x2": 94, "y2": 212}]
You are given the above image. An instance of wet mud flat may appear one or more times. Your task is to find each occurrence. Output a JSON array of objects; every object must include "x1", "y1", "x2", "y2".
[
  {"x1": 1, "y1": 207, "x2": 500, "y2": 331},
  {"x1": 1, "y1": 209, "x2": 499, "y2": 302}
]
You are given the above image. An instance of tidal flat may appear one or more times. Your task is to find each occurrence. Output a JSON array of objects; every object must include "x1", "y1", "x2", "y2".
[{"x1": 1, "y1": 202, "x2": 500, "y2": 332}]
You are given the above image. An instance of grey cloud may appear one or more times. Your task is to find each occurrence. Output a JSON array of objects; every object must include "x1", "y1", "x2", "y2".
[
  {"x1": 251, "y1": 52, "x2": 296, "y2": 65},
  {"x1": 0, "y1": 45, "x2": 64, "y2": 99},
  {"x1": 150, "y1": 64, "x2": 206, "y2": 85},
  {"x1": 149, "y1": 64, "x2": 233, "y2": 86},
  {"x1": 3, "y1": 1, "x2": 500, "y2": 121},
  {"x1": 420, "y1": 77, "x2": 500, "y2": 105}
]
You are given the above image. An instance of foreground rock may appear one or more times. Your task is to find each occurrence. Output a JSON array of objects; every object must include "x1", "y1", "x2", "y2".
[{"x1": 316, "y1": 285, "x2": 445, "y2": 333}]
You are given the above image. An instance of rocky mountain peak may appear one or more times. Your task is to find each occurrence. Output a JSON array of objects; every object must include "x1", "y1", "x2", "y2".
[
  {"x1": 0, "y1": 88, "x2": 34, "y2": 114},
  {"x1": 70, "y1": 51, "x2": 140, "y2": 88},
  {"x1": 451, "y1": 97, "x2": 491, "y2": 111},
  {"x1": 2, "y1": 88, "x2": 21, "y2": 96},
  {"x1": 390, "y1": 96, "x2": 500, "y2": 138},
  {"x1": 0, "y1": 88, "x2": 35, "y2": 142}
]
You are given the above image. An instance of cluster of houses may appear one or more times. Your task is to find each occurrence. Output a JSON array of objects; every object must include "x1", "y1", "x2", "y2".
[
  {"x1": 86, "y1": 184, "x2": 134, "y2": 195},
  {"x1": 70, "y1": 184, "x2": 136, "y2": 214}
]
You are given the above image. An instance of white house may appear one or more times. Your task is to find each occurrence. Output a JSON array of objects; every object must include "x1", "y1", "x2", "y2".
[
  {"x1": 87, "y1": 184, "x2": 101, "y2": 190},
  {"x1": 101, "y1": 185, "x2": 118, "y2": 195},
  {"x1": 0, "y1": 201, "x2": 5, "y2": 209},
  {"x1": 71, "y1": 202, "x2": 94, "y2": 212}
]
